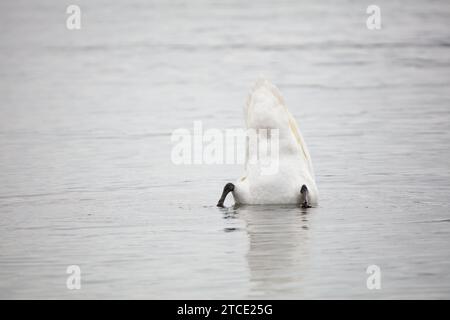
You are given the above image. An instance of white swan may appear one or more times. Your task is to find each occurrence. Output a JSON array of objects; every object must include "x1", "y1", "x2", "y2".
[{"x1": 217, "y1": 78, "x2": 318, "y2": 207}]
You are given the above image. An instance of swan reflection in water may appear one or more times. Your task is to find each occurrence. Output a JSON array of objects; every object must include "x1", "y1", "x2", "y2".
[{"x1": 223, "y1": 205, "x2": 312, "y2": 298}]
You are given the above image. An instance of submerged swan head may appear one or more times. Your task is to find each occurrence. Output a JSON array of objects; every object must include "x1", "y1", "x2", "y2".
[{"x1": 217, "y1": 77, "x2": 318, "y2": 208}]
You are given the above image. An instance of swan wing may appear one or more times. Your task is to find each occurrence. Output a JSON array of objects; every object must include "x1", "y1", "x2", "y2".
[
  {"x1": 243, "y1": 77, "x2": 315, "y2": 179},
  {"x1": 287, "y1": 111, "x2": 315, "y2": 178}
]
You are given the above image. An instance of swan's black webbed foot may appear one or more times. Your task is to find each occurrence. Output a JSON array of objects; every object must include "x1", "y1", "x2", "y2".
[
  {"x1": 217, "y1": 183, "x2": 235, "y2": 207},
  {"x1": 300, "y1": 184, "x2": 311, "y2": 208}
]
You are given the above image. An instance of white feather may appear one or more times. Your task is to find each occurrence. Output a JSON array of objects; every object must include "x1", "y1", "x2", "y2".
[{"x1": 232, "y1": 77, "x2": 318, "y2": 205}]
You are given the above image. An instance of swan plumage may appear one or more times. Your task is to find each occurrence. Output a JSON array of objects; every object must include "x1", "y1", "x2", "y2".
[{"x1": 219, "y1": 78, "x2": 318, "y2": 207}]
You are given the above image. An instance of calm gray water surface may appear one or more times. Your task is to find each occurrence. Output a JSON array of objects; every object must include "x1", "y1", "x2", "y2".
[{"x1": 0, "y1": 0, "x2": 449, "y2": 299}]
